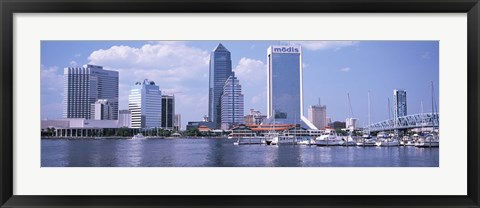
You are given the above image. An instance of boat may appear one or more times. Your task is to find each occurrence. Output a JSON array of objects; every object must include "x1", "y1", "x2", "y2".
[
  {"x1": 400, "y1": 135, "x2": 415, "y2": 146},
  {"x1": 314, "y1": 129, "x2": 344, "y2": 146},
  {"x1": 357, "y1": 91, "x2": 377, "y2": 147},
  {"x1": 131, "y1": 133, "x2": 145, "y2": 140},
  {"x1": 375, "y1": 132, "x2": 400, "y2": 147},
  {"x1": 264, "y1": 131, "x2": 279, "y2": 145},
  {"x1": 415, "y1": 134, "x2": 439, "y2": 147},
  {"x1": 233, "y1": 137, "x2": 265, "y2": 145},
  {"x1": 342, "y1": 135, "x2": 357, "y2": 146},
  {"x1": 231, "y1": 132, "x2": 264, "y2": 145},
  {"x1": 296, "y1": 136, "x2": 315, "y2": 145},
  {"x1": 274, "y1": 135, "x2": 297, "y2": 145},
  {"x1": 356, "y1": 134, "x2": 376, "y2": 146}
]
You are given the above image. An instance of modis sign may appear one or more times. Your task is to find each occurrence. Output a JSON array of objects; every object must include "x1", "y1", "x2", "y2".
[{"x1": 272, "y1": 46, "x2": 301, "y2": 53}]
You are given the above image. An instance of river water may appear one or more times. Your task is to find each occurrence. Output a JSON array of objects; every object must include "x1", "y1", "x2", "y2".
[{"x1": 41, "y1": 138, "x2": 439, "y2": 167}]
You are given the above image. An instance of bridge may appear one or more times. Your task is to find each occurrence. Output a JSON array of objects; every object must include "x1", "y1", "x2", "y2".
[{"x1": 367, "y1": 113, "x2": 439, "y2": 132}]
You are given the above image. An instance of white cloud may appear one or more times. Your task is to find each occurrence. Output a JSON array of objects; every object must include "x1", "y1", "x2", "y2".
[
  {"x1": 41, "y1": 65, "x2": 64, "y2": 119},
  {"x1": 233, "y1": 58, "x2": 268, "y2": 114},
  {"x1": 69, "y1": 60, "x2": 78, "y2": 66},
  {"x1": 339, "y1": 67, "x2": 351, "y2": 72},
  {"x1": 303, "y1": 63, "x2": 309, "y2": 69},
  {"x1": 41, "y1": 65, "x2": 63, "y2": 94},
  {"x1": 88, "y1": 42, "x2": 211, "y2": 123},
  {"x1": 234, "y1": 57, "x2": 266, "y2": 83},
  {"x1": 289, "y1": 41, "x2": 358, "y2": 51}
]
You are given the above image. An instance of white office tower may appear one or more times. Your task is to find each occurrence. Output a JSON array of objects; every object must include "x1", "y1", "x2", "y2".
[
  {"x1": 220, "y1": 72, "x2": 244, "y2": 130},
  {"x1": 63, "y1": 64, "x2": 119, "y2": 119},
  {"x1": 129, "y1": 79, "x2": 162, "y2": 128}
]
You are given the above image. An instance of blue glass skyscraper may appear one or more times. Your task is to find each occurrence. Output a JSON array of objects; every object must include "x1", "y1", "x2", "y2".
[
  {"x1": 208, "y1": 43, "x2": 232, "y2": 128},
  {"x1": 393, "y1": 89, "x2": 407, "y2": 119},
  {"x1": 265, "y1": 45, "x2": 317, "y2": 129}
]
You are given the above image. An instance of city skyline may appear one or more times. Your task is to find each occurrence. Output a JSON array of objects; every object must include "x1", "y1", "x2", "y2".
[{"x1": 41, "y1": 41, "x2": 439, "y2": 128}]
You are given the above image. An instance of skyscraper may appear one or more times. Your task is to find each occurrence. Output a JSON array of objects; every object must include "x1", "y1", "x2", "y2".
[
  {"x1": 63, "y1": 64, "x2": 119, "y2": 119},
  {"x1": 208, "y1": 43, "x2": 232, "y2": 128},
  {"x1": 161, "y1": 95, "x2": 175, "y2": 130},
  {"x1": 265, "y1": 45, "x2": 317, "y2": 129},
  {"x1": 129, "y1": 79, "x2": 162, "y2": 128},
  {"x1": 220, "y1": 72, "x2": 244, "y2": 130},
  {"x1": 308, "y1": 99, "x2": 327, "y2": 130},
  {"x1": 393, "y1": 89, "x2": 407, "y2": 121}
]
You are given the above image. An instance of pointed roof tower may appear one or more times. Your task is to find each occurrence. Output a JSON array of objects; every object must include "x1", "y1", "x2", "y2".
[{"x1": 213, "y1": 43, "x2": 230, "y2": 52}]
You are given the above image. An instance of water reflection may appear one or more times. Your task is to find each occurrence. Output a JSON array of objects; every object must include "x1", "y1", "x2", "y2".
[{"x1": 42, "y1": 138, "x2": 439, "y2": 167}]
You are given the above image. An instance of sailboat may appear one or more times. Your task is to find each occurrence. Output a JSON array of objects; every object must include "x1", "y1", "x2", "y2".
[
  {"x1": 264, "y1": 116, "x2": 279, "y2": 145},
  {"x1": 375, "y1": 96, "x2": 400, "y2": 147},
  {"x1": 415, "y1": 81, "x2": 440, "y2": 148},
  {"x1": 357, "y1": 91, "x2": 376, "y2": 146}
]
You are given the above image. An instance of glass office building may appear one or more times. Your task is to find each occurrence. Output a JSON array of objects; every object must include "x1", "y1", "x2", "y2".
[
  {"x1": 161, "y1": 95, "x2": 175, "y2": 130},
  {"x1": 63, "y1": 64, "x2": 119, "y2": 120},
  {"x1": 393, "y1": 89, "x2": 407, "y2": 119},
  {"x1": 265, "y1": 46, "x2": 317, "y2": 129},
  {"x1": 208, "y1": 43, "x2": 232, "y2": 129},
  {"x1": 129, "y1": 79, "x2": 162, "y2": 128}
]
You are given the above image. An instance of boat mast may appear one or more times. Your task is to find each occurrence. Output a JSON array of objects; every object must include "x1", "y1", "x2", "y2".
[{"x1": 368, "y1": 91, "x2": 371, "y2": 135}]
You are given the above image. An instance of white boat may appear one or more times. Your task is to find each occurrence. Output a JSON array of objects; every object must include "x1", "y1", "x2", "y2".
[
  {"x1": 342, "y1": 135, "x2": 357, "y2": 146},
  {"x1": 356, "y1": 135, "x2": 376, "y2": 146},
  {"x1": 314, "y1": 129, "x2": 344, "y2": 146},
  {"x1": 296, "y1": 136, "x2": 315, "y2": 145},
  {"x1": 274, "y1": 135, "x2": 297, "y2": 145},
  {"x1": 131, "y1": 133, "x2": 145, "y2": 140},
  {"x1": 415, "y1": 135, "x2": 439, "y2": 147},
  {"x1": 264, "y1": 131, "x2": 279, "y2": 145},
  {"x1": 231, "y1": 132, "x2": 265, "y2": 145},
  {"x1": 357, "y1": 92, "x2": 377, "y2": 147},
  {"x1": 375, "y1": 132, "x2": 400, "y2": 146},
  {"x1": 233, "y1": 137, "x2": 265, "y2": 145}
]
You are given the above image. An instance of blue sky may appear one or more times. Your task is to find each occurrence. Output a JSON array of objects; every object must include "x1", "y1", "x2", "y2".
[{"x1": 41, "y1": 41, "x2": 439, "y2": 128}]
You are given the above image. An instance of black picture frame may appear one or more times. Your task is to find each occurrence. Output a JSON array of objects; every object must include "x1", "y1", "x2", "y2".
[{"x1": 1, "y1": 0, "x2": 479, "y2": 207}]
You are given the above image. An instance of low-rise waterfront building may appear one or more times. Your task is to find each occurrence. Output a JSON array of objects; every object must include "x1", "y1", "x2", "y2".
[{"x1": 118, "y1": 110, "x2": 131, "y2": 128}]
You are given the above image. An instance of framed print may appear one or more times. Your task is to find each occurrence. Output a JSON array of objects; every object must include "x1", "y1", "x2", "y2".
[{"x1": 1, "y1": 0, "x2": 479, "y2": 207}]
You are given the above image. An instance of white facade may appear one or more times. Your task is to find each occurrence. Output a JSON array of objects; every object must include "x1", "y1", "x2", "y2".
[
  {"x1": 174, "y1": 114, "x2": 181, "y2": 130},
  {"x1": 345, "y1": 117, "x2": 358, "y2": 130},
  {"x1": 63, "y1": 64, "x2": 119, "y2": 119},
  {"x1": 118, "y1": 109, "x2": 131, "y2": 128},
  {"x1": 41, "y1": 119, "x2": 118, "y2": 129},
  {"x1": 220, "y1": 72, "x2": 244, "y2": 130},
  {"x1": 90, "y1": 99, "x2": 114, "y2": 120},
  {"x1": 129, "y1": 79, "x2": 162, "y2": 128}
]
